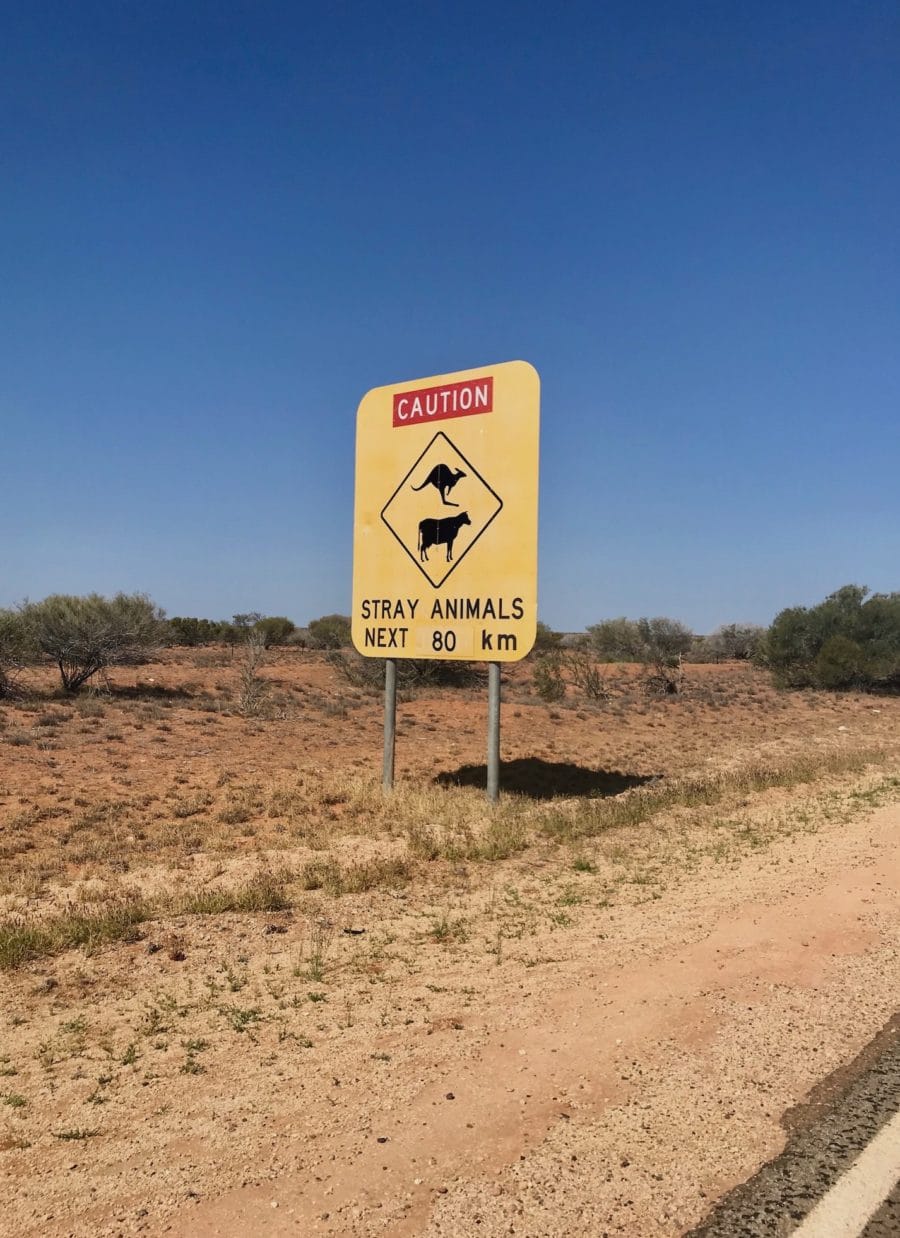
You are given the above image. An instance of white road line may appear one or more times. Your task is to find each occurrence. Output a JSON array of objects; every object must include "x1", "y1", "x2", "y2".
[{"x1": 792, "y1": 1105, "x2": 900, "y2": 1237}]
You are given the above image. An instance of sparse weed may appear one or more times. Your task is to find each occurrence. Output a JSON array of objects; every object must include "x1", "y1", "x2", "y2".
[
  {"x1": 305, "y1": 918, "x2": 334, "y2": 982},
  {"x1": 429, "y1": 912, "x2": 468, "y2": 944},
  {"x1": 222, "y1": 1005, "x2": 260, "y2": 1034}
]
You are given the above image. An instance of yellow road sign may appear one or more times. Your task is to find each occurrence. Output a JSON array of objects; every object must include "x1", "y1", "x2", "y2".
[{"x1": 352, "y1": 360, "x2": 540, "y2": 661}]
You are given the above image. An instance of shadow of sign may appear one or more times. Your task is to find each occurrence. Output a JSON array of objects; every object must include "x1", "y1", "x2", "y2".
[{"x1": 435, "y1": 758, "x2": 656, "y2": 801}]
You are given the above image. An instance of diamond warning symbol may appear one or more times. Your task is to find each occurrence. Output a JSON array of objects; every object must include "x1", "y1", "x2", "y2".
[{"x1": 380, "y1": 431, "x2": 503, "y2": 588}]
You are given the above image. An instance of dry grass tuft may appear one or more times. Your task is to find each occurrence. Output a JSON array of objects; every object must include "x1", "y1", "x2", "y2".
[
  {"x1": 541, "y1": 747, "x2": 886, "y2": 842},
  {"x1": 0, "y1": 897, "x2": 150, "y2": 970},
  {"x1": 299, "y1": 855, "x2": 411, "y2": 895},
  {"x1": 0, "y1": 871, "x2": 294, "y2": 970}
]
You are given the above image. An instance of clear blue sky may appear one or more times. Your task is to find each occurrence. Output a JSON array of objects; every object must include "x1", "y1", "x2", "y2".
[{"x1": 3, "y1": 1, "x2": 898, "y2": 632}]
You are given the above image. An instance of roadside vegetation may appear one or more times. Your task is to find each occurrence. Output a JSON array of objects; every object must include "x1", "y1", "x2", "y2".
[
  {"x1": 758, "y1": 584, "x2": 900, "y2": 691},
  {"x1": 1, "y1": 582, "x2": 898, "y2": 974},
  {"x1": 1, "y1": 586, "x2": 897, "y2": 1234}
]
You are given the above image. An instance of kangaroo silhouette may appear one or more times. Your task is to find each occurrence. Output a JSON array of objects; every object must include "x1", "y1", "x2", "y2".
[{"x1": 411, "y1": 463, "x2": 466, "y2": 507}]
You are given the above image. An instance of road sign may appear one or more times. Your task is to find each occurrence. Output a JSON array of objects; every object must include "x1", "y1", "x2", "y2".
[{"x1": 352, "y1": 360, "x2": 540, "y2": 661}]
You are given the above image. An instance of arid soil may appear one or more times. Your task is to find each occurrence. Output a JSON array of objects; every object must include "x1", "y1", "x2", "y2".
[{"x1": 1, "y1": 649, "x2": 898, "y2": 1237}]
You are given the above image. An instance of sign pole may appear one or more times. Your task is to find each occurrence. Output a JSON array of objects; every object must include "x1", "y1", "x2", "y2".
[
  {"x1": 383, "y1": 658, "x2": 397, "y2": 791},
  {"x1": 487, "y1": 661, "x2": 501, "y2": 802}
]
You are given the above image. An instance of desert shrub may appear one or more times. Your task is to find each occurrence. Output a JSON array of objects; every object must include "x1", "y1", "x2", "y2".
[
  {"x1": 706, "y1": 623, "x2": 765, "y2": 662},
  {"x1": 532, "y1": 621, "x2": 564, "y2": 654},
  {"x1": 238, "y1": 633, "x2": 270, "y2": 717},
  {"x1": 0, "y1": 610, "x2": 31, "y2": 700},
  {"x1": 232, "y1": 612, "x2": 263, "y2": 632},
  {"x1": 253, "y1": 616, "x2": 296, "y2": 647},
  {"x1": 168, "y1": 617, "x2": 230, "y2": 646},
  {"x1": 585, "y1": 618, "x2": 643, "y2": 661},
  {"x1": 636, "y1": 617, "x2": 693, "y2": 666},
  {"x1": 762, "y1": 585, "x2": 900, "y2": 690},
  {"x1": 20, "y1": 593, "x2": 167, "y2": 693},
  {"x1": 813, "y1": 635, "x2": 868, "y2": 689},
  {"x1": 566, "y1": 650, "x2": 609, "y2": 700},
  {"x1": 532, "y1": 653, "x2": 566, "y2": 701},
  {"x1": 685, "y1": 635, "x2": 717, "y2": 663},
  {"x1": 586, "y1": 614, "x2": 693, "y2": 692},
  {"x1": 308, "y1": 614, "x2": 352, "y2": 650}
]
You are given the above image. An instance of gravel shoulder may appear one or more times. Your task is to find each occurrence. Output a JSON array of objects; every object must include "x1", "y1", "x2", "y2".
[{"x1": 166, "y1": 796, "x2": 900, "y2": 1237}]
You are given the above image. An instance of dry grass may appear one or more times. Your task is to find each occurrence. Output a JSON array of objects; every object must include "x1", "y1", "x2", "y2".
[
  {"x1": 1, "y1": 745, "x2": 893, "y2": 972},
  {"x1": 540, "y1": 746, "x2": 887, "y2": 842},
  {"x1": 1, "y1": 653, "x2": 897, "y2": 979},
  {"x1": 0, "y1": 871, "x2": 292, "y2": 970}
]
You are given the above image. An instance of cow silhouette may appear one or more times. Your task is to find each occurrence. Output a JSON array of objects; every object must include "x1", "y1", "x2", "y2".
[
  {"x1": 418, "y1": 511, "x2": 471, "y2": 563},
  {"x1": 412, "y1": 463, "x2": 466, "y2": 507}
]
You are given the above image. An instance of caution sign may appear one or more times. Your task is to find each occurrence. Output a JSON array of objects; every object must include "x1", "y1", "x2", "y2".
[{"x1": 352, "y1": 361, "x2": 540, "y2": 661}]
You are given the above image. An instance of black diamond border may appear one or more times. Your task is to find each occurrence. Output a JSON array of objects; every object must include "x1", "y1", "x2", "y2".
[{"x1": 380, "y1": 431, "x2": 504, "y2": 589}]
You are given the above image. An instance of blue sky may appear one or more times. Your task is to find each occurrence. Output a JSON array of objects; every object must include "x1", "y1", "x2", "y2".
[{"x1": 3, "y1": 1, "x2": 898, "y2": 632}]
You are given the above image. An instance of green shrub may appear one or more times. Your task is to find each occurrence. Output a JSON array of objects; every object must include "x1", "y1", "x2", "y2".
[
  {"x1": 763, "y1": 585, "x2": 900, "y2": 691},
  {"x1": 168, "y1": 617, "x2": 230, "y2": 646},
  {"x1": 566, "y1": 650, "x2": 609, "y2": 700},
  {"x1": 308, "y1": 614, "x2": 351, "y2": 650},
  {"x1": 20, "y1": 593, "x2": 167, "y2": 693},
  {"x1": 532, "y1": 653, "x2": 566, "y2": 702},
  {"x1": 532, "y1": 621, "x2": 564, "y2": 654},
  {"x1": 0, "y1": 610, "x2": 31, "y2": 699},
  {"x1": 706, "y1": 623, "x2": 765, "y2": 662},
  {"x1": 585, "y1": 615, "x2": 693, "y2": 692},
  {"x1": 585, "y1": 618, "x2": 643, "y2": 661},
  {"x1": 253, "y1": 616, "x2": 296, "y2": 648}
]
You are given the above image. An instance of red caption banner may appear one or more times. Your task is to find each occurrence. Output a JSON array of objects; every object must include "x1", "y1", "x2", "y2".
[{"x1": 393, "y1": 376, "x2": 493, "y2": 428}]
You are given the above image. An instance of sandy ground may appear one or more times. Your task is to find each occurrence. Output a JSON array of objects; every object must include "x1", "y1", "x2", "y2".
[
  {"x1": 174, "y1": 801, "x2": 900, "y2": 1237},
  {"x1": 1, "y1": 651, "x2": 898, "y2": 1236}
]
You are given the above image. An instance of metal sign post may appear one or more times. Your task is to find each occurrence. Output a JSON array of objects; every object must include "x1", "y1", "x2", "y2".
[
  {"x1": 487, "y1": 661, "x2": 501, "y2": 803},
  {"x1": 382, "y1": 658, "x2": 397, "y2": 790}
]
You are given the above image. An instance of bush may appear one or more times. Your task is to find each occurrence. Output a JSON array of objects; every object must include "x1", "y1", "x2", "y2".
[
  {"x1": 20, "y1": 593, "x2": 167, "y2": 693},
  {"x1": 232, "y1": 612, "x2": 263, "y2": 632},
  {"x1": 533, "y1": 621, "x2": 564, "y2": 654},
  {"x1": 585, "y1": 618, "x2": 643, "y2": 661},
  {"x1": 238, "y1": 633, "x2": 270, "y2": 716},
  {"x1": 762, "y1": 585, "x2": 900, "y2": 691},
  {"x1": 253, "y1": 616, "x2": 296, "y2": 648},
  {"x1": 0, "y1": 609, "x2": 31, "y2": 699},
  {"x1": 566, "y1": 650, "x2": 610, "y2": 700},
  {"x1": 308, "y1": 614, "x2": 351, "y2": 650},
  {"x1": 532, "y1": 653, "x2": 566, "y2": 701},
  {"x1": 813, "y1": 635, "x2": 868, "y2": 689},
  {"x1": 706, "y1": 623, "x2": 765, "y2": 662},
  {"x1": 168, "y1": 617, "x2": 230, "y2": 646},
  {"x1": 586, "y1": 614, "x2": 693, "y2": 692}
]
